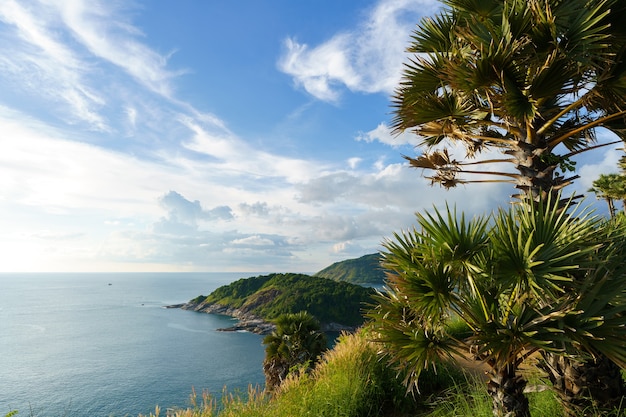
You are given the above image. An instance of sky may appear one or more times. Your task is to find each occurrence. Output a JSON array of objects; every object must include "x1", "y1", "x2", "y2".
[{"x1": 0, "y1": 0, "x2": 621, "y2": 273}]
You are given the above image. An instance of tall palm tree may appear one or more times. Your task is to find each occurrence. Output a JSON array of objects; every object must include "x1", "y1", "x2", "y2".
[
  {"x1": 390, "y1": 0, "x2": 626, "y2": 411},
  {"x1": 590, "y1": 154, "x2": 626, "y2": 216},
  {"x1": 368, "y1": 197, "x2": 626, "y2": 417},
  {"x1": 392, "y1": 0, "x2": 626, "y2": 202},
  {"x1": 262, "y1": 311, "x2": 327, "y2": 391}
]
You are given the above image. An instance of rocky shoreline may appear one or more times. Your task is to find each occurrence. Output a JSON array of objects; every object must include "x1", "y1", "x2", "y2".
[
  {"x1": 165, "y1": 302, "x2": 275, "y2": 334},
  {"x1": 165, "y1": 302, "x2": 356, "y2": 335}
]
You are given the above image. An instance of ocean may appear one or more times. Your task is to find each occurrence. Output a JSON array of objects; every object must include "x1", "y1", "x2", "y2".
[{"x1": 0, "y1": 272, "x2": 268, "y2": 417}]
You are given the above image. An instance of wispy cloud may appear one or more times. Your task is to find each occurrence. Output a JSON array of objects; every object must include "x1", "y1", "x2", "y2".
[
  {"x1": 179, "y1": 116, "x2": 327, "y2": 184},
  {"x1": 356, "y1": 122, "x2": 419, "y2": 147},
  {"x1": 52, "y1": 0, "x2": 184, "y2": 97},
  {"x1": 278, "y1": 0, "x2": 440, "y2": 102},
  {"x1": 0, "y1": 0, "x2": 205, "y2": 137},
  {"x1": 0, "y1": 0, "x2": 109, "y2": 130}
]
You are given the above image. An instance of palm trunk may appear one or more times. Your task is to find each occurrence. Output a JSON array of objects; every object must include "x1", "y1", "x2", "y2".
[
  {"x1": 487, "y1": 366, "x2": 530, "y2": 417},
  {"x1": 508, "y1": 142, "x2": 554, "y2": 202},
  {"x1": 606, "y1": 197, "x2": 616, "y2": 218},
  {"x1": 541, "y1": 353, "x2": 626, "y2": 416},
  {"x1": 263, "y1": 357, "x2": 290, "y2": 391}
]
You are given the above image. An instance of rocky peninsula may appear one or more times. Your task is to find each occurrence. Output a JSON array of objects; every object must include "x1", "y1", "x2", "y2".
[{"x1": 166, "y1": 272, "x2": 375, "y2": 335}]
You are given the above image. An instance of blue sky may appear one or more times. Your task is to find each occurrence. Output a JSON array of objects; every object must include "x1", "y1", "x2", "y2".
[{"x1": 0, "y1": 0, "x2": 620, "y2": 272}]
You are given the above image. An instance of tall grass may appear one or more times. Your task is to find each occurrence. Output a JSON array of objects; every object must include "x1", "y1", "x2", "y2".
[
  {"x1": 140, "y1": 329, "x2": 626, "y2": 417},
  {"x1": 143, "y1": 330, "x2": 422, "y2": 417},
  {"x1": 221, "y1": 329, "x2": 416, "y2": 417}
]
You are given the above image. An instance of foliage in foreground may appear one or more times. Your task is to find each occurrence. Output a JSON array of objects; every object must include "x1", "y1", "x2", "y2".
[
  {"x1": 142, "y1": 331, "x2": 426, "y2": 417},
  {"x1": 392, "y1": 0, "x2": 626, "y2": 203},
  {"x1": 139, "y1": 329, "x2": 626, "y2": 417},
  {"x1": 368, "y1": 196, "x2": 626, "y2": 416}
]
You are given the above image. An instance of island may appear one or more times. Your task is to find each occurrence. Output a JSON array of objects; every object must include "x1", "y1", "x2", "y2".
[{"x1": 169, "y1": 272, "x2": 376, "y2": 334}]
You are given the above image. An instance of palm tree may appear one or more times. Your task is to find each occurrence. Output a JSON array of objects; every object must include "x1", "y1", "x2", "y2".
[
  {"x1": 590, "y1": 154, "x2": 626, "y2": 216},
  {"x1": 368, "y1": 196, "x2": 626, "y2": 417},
  {"x1": 392, "y1": 0, "x2": 626, "y2": 203},
  {"x1": 589, "y1": 173, "x2": 621, "y2": 216},
  {"x1": 262, "y1": 311, "x2": 327, "y2": 391},
  {"x1": 390, "y1": 0, "x2": 626, "y2": 411}
]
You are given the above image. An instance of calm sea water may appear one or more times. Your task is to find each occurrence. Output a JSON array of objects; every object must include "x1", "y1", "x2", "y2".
[{"x1": 0, "y1": 273, "x2": 267, "y2": 417}]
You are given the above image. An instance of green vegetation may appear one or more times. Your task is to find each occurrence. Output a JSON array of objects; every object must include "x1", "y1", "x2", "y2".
[
  {"x1": 590, "y1": 154, "x2": 626, "y2": 217},
  {"x1": 314, "y1": 253, "x2": 385, "y2": 285},
  {"x1": 262, "y1": 312, "x2": 327, "y2": 390},
  {"x1": 141, "y1": 330, "x2": 620, "y2": 417},
  {"x1": 194, "y1": 273, "x2": 375, "y2": 327},
  {"x1": 141, "y1": 331, "x2": 442, "y2": 417},
  {"x1": 389, "y1": 0, "x2": 626, "y2": 414},
  {"x1": 392, "y1": 0, "x2": 626, "y2": 203},
  {"x1": 368, "y1": 196, "x2": 626, "y2": 416}
]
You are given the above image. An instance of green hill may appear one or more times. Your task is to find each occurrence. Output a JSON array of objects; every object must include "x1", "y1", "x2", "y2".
[
  {"x1": 189, "y1": 273, "x2": 374, "y2": 327},
  {"x1": 314, "y1": 253, "x2": 385, "y2": 285}
]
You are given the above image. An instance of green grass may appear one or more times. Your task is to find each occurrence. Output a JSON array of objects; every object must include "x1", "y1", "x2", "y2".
[
  {"x1": 141, "y1": 330, "x2": 426, "y2": 417},
  {"x1": 138, "y1": 330, "x2": 625, "y2": 417}
]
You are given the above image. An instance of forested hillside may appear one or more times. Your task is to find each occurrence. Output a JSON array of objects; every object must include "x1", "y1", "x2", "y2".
[
  {"x1": 314, "y1": 253, "x2": 385, "y2": 285},
  {"x1": 190, "y1": 273, "x2": 374, "y2": 327}
]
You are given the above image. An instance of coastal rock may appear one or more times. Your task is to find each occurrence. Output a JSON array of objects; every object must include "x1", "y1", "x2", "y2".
[
  {"x1": 170, "y1": 301, "x2": 277, "y2": 335},
  {"x1": 163, "y1": 303, "x2": 185, "y2": 309}
]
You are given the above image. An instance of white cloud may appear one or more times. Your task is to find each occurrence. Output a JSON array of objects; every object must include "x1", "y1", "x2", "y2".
[
  {"x1": 0, "y1": 0, "x2": 109, "y2": 130},
  {"x1": 0, "y1": 109, "x2": 163, "y2": 215},
  {"x1": 179, "y1": 116, "x2": 327, "y2": 184},
  {"x1": 232, "y1": 235, "x2": 276, "y2": 247},
  {"x1": 0, "y1": 0, "x2": 536, "y2": 273},
  {"x1": 347, "y1": 157, "x2": 362, "y2": 169},
  {"x1": 571, "y1": 146, "x2": 623, "y2": 214},
  {"x1": 50, "y1": 0, "x2": 183, "y2": 97},
  {"x1": 356, "y1": 122, "x2": 419, "y2": 147},
  {"x1": 238, "y1": 202, "x2": 271, "y2": 217},
  {"x1": 279, "y1": 36, "x2": 359, "y2": 103},
  {"x1": 125, "y1": 106, "x2": 137, "y2": 130},
  {"x1": 0, "y1": 0, "x2": 223, "y2": 139},
  {"x1": 332, "y1": 241, "x2": 368, "y2": 256},
  {"x1": 156, "y1": 191, "x2": 234, "y2": 234},
  {"x1": 278, "y1": 0, "x2": 440, "y2": 102}
]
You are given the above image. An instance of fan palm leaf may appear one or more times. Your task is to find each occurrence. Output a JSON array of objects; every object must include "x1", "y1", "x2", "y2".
[{"x1": 394, "y1": 0, "x2": 626, "y2": 201}]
